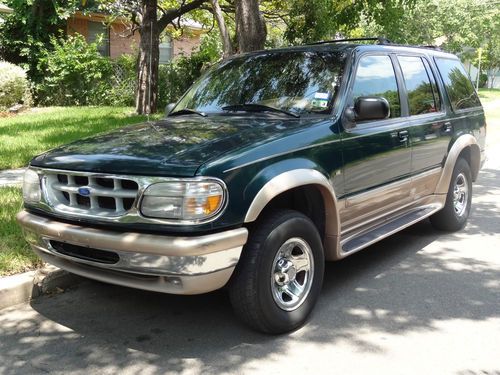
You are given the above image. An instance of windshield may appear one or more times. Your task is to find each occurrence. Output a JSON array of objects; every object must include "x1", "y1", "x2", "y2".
[{"x1": 174, "y1": 50, "x2": 346, "y2": 116}]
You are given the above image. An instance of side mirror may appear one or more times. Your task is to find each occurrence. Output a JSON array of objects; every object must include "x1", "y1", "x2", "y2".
[
  {"x1": 348, "y1": 96, "x2": 390, "y2": 123},
  {"x1": 165, "y1": 103, "x2": 176, "y2": 117}
]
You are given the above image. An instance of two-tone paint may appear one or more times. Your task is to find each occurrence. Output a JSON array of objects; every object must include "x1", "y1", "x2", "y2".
[{"x1": 21, "y1": 43, "x2": 486, "y2": 292}]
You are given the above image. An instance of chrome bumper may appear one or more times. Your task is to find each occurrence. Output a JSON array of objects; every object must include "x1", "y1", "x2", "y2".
[{"x1": 17, "y1": 210, "x2": 248, "y2": 295}]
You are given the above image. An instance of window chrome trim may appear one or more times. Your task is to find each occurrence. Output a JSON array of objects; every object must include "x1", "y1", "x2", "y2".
[{"x1": 26, "y1": 167, "x2": 228, "y2": 226}]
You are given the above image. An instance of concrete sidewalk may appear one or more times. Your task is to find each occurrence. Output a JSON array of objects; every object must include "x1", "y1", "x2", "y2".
[
  {"x1": 0, "y1": 168, "x2": 25, "y2": 187},
  {"x1": 0, "y1": 266, "x2": 81, "y2": 310}
]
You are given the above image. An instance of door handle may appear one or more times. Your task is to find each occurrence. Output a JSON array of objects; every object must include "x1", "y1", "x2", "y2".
[
  {"x1": 442, "y1": 122, "x2": 452, "y2": 133},
  {"x1": 398, "y1": 130, "x2": 409, "y2": 142}
]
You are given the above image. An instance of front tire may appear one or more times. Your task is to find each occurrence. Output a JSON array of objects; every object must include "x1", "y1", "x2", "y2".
[
  {"x1": 229, "y1": 210, "x2": 325, "y2": 334},
  {"x1": 430, "y1": 157, "x2": 472, "y2": 231}
]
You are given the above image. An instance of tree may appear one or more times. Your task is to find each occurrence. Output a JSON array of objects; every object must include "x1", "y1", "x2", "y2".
[
  {"x1": 479, "y1": 37, "x2": 500, "y2": 89},
  {"x1": 360, "y1": 0, "x2": 499, "y2": 87},
  {"x1": 100, "y1": 0, "x2": 209, "y2": 114},
  {"x1": 235, "y1": 0, "x2": 267, "y2": 52},
  {"x1": 100, "y1": 0, "x2": 271, "y2": 113},
  {"x1": 359, "y1": 0, "x2": 499, "y2": 53},
  {"x1": 281, "y1": 0, "x2": 415, "y2": 44},
  {"x1": 135, "y1": 0, "x2": 159, "y2": 115},
  {"x1": 211, "y1": 0, "x2": 232, "y2": 57},
  {"x1": 0, "y1": 0, "x2": 74, "y2": 83}
]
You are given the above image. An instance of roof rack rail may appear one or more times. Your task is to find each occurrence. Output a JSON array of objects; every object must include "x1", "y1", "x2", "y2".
[
  {"x1": 418, "y1": 45, "x2": 442, "y2": 51},
  {"x1": 307, "y1": 37, "x2": 393, "y2": 46}
]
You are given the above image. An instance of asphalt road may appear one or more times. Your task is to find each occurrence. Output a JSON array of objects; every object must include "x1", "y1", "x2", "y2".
[{"x1": 1, "y1": 140, "x2": 499, "y2": 375}]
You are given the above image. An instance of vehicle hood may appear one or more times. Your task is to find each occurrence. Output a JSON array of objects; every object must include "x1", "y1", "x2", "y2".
[{"x1": 30, "y1": 115, "x2": 320, "y2": 177}]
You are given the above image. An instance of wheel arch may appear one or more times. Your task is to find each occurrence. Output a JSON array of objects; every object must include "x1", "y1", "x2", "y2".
[
  {"x1": 244, "y1": 168, "x2": 341, "y2": 260},
  {"x1": 435, "y1": 134, "x2": 481, "y2": 194}
]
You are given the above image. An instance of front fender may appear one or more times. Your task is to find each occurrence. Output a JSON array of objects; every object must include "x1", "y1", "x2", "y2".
[{"x1": 242, "y1": 159, "x2": 342, "y2": 260}]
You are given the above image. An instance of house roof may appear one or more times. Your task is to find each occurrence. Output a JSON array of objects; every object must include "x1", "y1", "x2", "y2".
[{"x1": 0, "y1": 3, "x2": 13, "y2": 14}]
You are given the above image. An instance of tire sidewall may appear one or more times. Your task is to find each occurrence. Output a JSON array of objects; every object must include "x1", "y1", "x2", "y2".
[{"x1": 255, "y1": 214, "x2": 324, "y2": 333}]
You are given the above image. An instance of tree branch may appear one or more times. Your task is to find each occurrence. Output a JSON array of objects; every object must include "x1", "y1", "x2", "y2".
[{"x1": 157, "y1": 0, "x2": 209, "y2": 32}]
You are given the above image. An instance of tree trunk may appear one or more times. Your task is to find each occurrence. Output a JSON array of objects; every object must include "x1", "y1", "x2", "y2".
[
  {"x1": 235, "y1": 0, "x2": 267, "y2": 53},
  {"x1": 211, "y1": 0, "x2": 233, "y2": 58},
  {"x1": 136, "y1": 0, "x2": 159, "y2": 115}
]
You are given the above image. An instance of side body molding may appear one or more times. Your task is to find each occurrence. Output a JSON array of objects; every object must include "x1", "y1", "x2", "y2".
[
  {"x1": 244, "y1": 169, "x2": 342, "y2": 260},
  {"x1": 435, "y1": 134, "x2": 481, "y2": 195}
]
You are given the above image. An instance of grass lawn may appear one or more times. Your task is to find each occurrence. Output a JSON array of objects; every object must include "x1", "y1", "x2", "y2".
[
  {"x1": 0, "y1": 106, "x2": 159, "y2": 170},
  {"x1": 478, "y1": 88, "x2": 500, "y2": 103},
  {"x1": 0, "y1": 186, "x2": 42, "y2": 276}
]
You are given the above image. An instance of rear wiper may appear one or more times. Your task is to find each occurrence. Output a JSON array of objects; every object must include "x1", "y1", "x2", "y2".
[
  {"x1": 169, "y1": 108, "x2": 207, "y2": 117},
  {"x1": 222, "y1": 103, "x2": 300, "y2": 118}
]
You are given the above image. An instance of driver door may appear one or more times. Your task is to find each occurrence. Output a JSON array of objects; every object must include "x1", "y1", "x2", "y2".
[{"x1": 340, "y1": 53, "x2": 412, "y2": 229}]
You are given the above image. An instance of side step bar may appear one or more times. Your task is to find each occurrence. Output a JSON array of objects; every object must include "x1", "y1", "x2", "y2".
[{"x1": 340, "y1": 204, "x2": 443, "y2": 257}]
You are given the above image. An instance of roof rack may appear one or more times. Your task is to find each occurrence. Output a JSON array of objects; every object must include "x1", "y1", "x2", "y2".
[
  {"x1": 307, "y1": 37, "x2": 393, "y2": 46},
  {"x1": 306, "y1": 38, "x2": 444, "y2": 52},
  {"x1": 418, "y1": 45, "x2": 442, "y2": 51}
]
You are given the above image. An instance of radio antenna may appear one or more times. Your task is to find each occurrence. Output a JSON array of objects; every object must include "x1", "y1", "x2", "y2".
[{"x1": 146, "y1": 18, "x2": 153, "y2": 123}]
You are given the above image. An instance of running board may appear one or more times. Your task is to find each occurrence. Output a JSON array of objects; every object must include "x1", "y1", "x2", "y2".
[{"x1": 340, "y1": 204, "x2": 443, "y2": 257}]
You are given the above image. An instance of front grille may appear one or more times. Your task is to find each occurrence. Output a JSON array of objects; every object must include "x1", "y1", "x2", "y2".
[
  {"x1": 45, "y1": 172, "x2": 139, "y2": 216},
  {"x1": 50, "y1": 240, "x2": 120, "y2": 264}
]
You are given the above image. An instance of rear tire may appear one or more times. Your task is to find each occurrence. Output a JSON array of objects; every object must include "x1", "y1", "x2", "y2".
[
  {"x1": 430, "y1": 157, "x2": 472, "y2": 231},
  {"x1": 229, "y1": 209, "x2": 324, "y2": 334}
]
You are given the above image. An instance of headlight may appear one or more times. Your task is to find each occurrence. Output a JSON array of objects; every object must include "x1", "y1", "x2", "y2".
[
  {"x1": 140, "y1": 180, "x2": 225, "y2": 221},
  {"x1": 23, "y1": 169, "x2": 41, "y2": 203}
]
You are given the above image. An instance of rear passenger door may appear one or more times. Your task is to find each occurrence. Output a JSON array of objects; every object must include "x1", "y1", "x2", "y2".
[
  {"x1": 396, "y1": 55, "x2": 450, "y2": 199},
  {"x1": 340, "y1": 53, "x2": 412, "y2": 227},
  {"x1": 433, "y1": 57, "x2": 485, "y2": 152}
]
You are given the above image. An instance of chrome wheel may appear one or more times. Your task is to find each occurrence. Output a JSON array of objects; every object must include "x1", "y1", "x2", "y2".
[
  {"x1": 271, "y1": 237, "x2": 314, "y2": 311},
  {"x1": 453, "y1": 172, "x2": 469, "y2": 217}
]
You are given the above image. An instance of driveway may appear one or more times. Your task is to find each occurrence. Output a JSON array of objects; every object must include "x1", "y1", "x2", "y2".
[{"x1": 1, "y1": 138, "x2": 499, "y2": 375}]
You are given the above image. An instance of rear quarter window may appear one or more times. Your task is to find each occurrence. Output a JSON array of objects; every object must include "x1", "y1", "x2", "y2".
[{"x1": 434, "y1": 57, "x2": 481, "y2": 111}]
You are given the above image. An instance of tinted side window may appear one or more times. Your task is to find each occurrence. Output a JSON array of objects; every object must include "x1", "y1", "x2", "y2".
[
  {"x1": 422, "y1": 58, "x2": 442, "y2": 112},
  {"x1": 398, "y1": 56, "x2": 437, "y2": 115},
  {"x1": 352, "y1": 55, "x2": 401, "y2": 118},
  {"x1": 435, "y1": 58, "x2": 481, "y2": 110}
]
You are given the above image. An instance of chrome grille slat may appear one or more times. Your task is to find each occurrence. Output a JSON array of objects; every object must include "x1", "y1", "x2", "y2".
[
  {"x1": 50, "y1": 183, "x2": 137, "y2": 198},
  {"x1": 43, "y1": 171, "x2": 139, "y2": 217}
]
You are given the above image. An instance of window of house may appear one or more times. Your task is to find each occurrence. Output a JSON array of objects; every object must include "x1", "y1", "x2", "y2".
[
  {"x1": 434, "y1": 57, "x2": 481, "y2": 111},
  {"x1": 351, "y1": 55, "x2": 401, "y2": 118},
  {"x1": 398, "y1": 56, "x2": 438, "y2": 115},
  {"x1": 87, "y1": 21, "x2": 110, "y2": 57},
  {"x1": 159, "y1": 37, "x2": 173, "y2": 64}
]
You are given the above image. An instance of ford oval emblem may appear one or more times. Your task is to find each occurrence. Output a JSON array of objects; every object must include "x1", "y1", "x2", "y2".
[{"x1": 78, "y1": 187, "x2": 91, "y2": 196}]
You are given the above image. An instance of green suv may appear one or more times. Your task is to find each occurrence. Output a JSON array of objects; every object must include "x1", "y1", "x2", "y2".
[{"x1": 18, "y1": 38, "x2": 486, "y2": 333}]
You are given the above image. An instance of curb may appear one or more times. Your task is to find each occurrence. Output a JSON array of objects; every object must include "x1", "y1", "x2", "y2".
[{"x1": 0, "y1": 265, "x2": 81, "y2": 310}]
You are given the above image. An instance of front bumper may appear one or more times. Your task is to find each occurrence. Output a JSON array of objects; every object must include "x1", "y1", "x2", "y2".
[{"x1": 17, "y1": 210, "x2": 248, "y2": 295}]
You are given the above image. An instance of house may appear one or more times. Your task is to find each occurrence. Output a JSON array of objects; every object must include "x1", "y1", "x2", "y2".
[{"x1": 66, "y1": 12, "x2": 204, "y2": 63}]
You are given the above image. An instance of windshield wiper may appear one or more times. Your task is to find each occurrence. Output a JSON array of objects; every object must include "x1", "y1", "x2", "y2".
[
  {"x1": 222, "y1": 103, "x2": 300, "y2": 118},
  {"x1": 169, "y1": 108, "x2": 207, "y2": 117}
]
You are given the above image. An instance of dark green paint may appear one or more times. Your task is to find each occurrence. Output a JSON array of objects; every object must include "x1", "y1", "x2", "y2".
[{"x1": 27, "y1": 44, "x2": 487, "y2": 235}]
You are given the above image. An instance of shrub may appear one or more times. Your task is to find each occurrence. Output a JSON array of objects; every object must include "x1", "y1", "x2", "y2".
[
  {"x1": 36, "y1": 34, "x2": 113, "y2": 106},
  {"x1": 0, "y1": 61, "x2": 30, "y2": 110}
]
